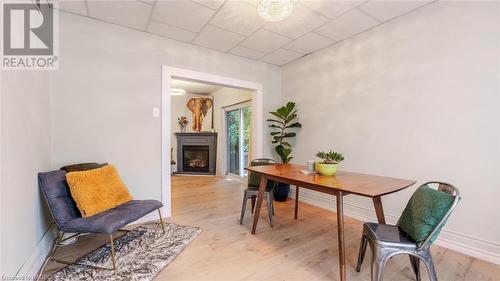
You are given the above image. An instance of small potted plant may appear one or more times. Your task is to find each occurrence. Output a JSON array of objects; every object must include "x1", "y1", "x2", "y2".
[
  {"x1": 315, "y1": 150, "x2": 344, "y2": 176},
  {"x1": 178, "y1": 116, "x2": 188, "y2": 132}
]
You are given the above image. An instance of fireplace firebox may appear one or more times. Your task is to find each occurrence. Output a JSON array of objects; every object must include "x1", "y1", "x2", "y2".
[
  {"x1": 175, "y1": 132, "x2": 217, "y2": 175},
  {"x1": 183, "y1": 145, "x2": 209, "y2": 173}
]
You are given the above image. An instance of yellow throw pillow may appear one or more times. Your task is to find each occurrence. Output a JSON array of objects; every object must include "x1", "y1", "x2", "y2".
[{"x1": 66, "y1": 165, "x2": 133, "y2": 217}]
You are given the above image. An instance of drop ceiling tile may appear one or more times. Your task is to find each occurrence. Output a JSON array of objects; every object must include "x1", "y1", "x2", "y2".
[
  {"x1": 87, "y1": 1, "x2": 152, "y2": 30},
  {"x1": 240, "y1": 29, "x2": 291, "y2": 53},
  {"x1": 57, "y1": 0, "x2": 87, "y2": 16},
  {"x1": 263, "y1": 4, "x2": 329, "y2": 39},
  {"x1": 230, "y1": 46, "x2": 266, "y2": 60},
  {"x1": 153, "y1": 1, "x2": 215, "y2": 32},
  {"x1": 147, "y1": 20, "x2": 197, "y2": 42},
  {"x1": 244, "y1": 0, "x2": 259, "y2": 6},
  {"x1": 284, "y1": 32, "x2": 334, "y2": 54},
  {"x1": 316, "y1": 9, "x2": 379, "y2": 41},
  {"x1": 301, "y1": 0, "x2": 365, "y2": 19},
  {"x1": 192, "y1": 0, "x2": 225, "y2": 10},
  {"x1": 210, "y1": 1, "x2": 266, "y2": 36},
  {"x1": 359, "y1": 0, "x2": 434, "y2": 22},
  {"x1": 193, "y1": 25, "x2": 245, "y2": 52},
  {"x1": 259, "y1": 49, "x2": 303, "y2": 66}
]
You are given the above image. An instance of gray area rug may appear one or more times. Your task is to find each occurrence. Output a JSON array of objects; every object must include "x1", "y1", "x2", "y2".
[{"x1": 48, "y1": 222, "x2": 202, "y2": 281}]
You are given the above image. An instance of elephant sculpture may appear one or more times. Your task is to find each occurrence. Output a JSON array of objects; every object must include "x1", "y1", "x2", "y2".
[{"x1": 186, "y1": 97, "x2": 213, "y2": 132}]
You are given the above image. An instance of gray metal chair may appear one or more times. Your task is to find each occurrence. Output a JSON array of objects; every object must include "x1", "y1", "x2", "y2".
[
  {"x1": 356, "y1": 181, "x2": 461, "y2": 281},
  {"x1": 240, "y1": 158, "x2": 276, "y2": 226}
]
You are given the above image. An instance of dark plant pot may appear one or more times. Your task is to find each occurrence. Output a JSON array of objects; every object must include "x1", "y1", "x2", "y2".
[{"x1": 273, "y1": 182, "x2": 290, "y2": 202}]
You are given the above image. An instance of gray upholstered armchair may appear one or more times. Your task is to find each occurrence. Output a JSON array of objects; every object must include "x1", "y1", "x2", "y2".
[{"x1": 38, "y1": 166, "x2": 165, "y2": 270}]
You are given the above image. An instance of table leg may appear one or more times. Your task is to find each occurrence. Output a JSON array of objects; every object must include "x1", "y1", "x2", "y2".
[
  {"x1": 372, "y1": 196, "x2": 386, "y2": 224},
  {"x1": 336, "y1": 191, "x2": 346, "y2": 281},
  {"x1": 294, "y1": 186, "x2": 299, "y2": 220},
  {"x1": 251, "y1": 176, "x2": 267, "y2": 234}
]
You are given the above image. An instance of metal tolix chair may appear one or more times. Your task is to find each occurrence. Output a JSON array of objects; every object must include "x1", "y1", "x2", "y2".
[
  {"x1": 39, "y1": 169, "x2": 165, "y2": 270},
  {"x1": 240, "y1": 158, "x2": 277, "y2": 227},
  {"x1": 356, "y1": 181, "x2": 461, "y2": 281}
]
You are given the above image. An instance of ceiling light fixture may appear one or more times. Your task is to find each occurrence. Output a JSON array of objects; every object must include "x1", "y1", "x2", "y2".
[
  {"x1": 257, "y1": 0, "x2": 293, "y2": 22},
  {"x1": 170, "y1": 88, "x2": 186, "y2": 96}
]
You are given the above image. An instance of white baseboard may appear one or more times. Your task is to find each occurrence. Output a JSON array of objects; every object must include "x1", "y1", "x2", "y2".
[
  {"x1": 288, "y1": 186, "x2": 500, "y2": 265},
  {"x1": 435, "y1": 230, "x2": 500, "y2": 265},
  {"x1": 16, "y1": 226, "x2": 58, "y2": 280}
]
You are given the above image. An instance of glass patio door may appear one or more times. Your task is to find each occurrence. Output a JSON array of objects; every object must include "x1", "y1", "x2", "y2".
[{"x1": 226, "y1": 105, "x2": 251, "y2": 177}]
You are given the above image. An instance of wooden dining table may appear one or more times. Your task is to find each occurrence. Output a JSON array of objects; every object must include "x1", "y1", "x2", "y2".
[{"x1": 245, "y1": 164, "x2": 416, "y2": 281}]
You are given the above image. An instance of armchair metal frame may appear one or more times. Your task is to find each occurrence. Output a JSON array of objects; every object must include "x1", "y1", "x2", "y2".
[
  {"x1": 38, "y1": 168, "x2": 165, "y2": 272},
  {"x1": 47, "y1": 209, "x2": 165, "y2": 271},
  {"x1": 356, "y1": 181, "x2": 461, "y2": 281}
]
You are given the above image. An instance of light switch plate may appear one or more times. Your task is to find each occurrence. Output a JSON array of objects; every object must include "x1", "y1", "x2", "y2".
[{"x1": 153, "y1": 107, "x2": 160, "y2": 117}]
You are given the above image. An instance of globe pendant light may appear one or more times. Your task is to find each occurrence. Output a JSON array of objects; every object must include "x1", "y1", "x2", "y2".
[{"x1": 257, "y1": 0, "x2": 294, "y2": 22}]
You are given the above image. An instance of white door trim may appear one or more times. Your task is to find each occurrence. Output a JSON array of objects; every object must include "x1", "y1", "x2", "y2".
[{"x1": 161, "y1": 66, "x2": 264, "y2": 217}]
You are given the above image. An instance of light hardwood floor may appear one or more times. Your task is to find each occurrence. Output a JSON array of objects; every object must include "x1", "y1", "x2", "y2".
[{"x1": 42, "y1": 176, "x2": 500, "y2": 281}]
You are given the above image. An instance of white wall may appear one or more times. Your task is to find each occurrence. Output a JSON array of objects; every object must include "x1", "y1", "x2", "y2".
[
  {"x1": 283, "y1": 2, "x2": 500, "y2": 262},
  {"x1": 1, "y1": 70, "x2": 52, "y2": 276},
  {"x1": 51, "y1": 13, "x2": 281, "y2": 201}
]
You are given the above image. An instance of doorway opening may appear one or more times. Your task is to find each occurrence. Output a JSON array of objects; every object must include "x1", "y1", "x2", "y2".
[
  {"x1": 169, "y1": 78, "x2": 253, "y2": 178},
  {"x1": 161, "y1": 67, "x2": 263, "y2": 218}
]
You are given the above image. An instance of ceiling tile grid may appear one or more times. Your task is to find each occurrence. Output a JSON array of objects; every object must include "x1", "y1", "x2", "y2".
[
  {"x1": 57, "y1": 0, "x2": 436, "y2": 66},
  {"x1": 209, "y1": 1, "x2": 267, "y2": 36},
  {"x1": 239, "y1": 29, "x2": 291, "y2": 53},
  {"x1": 193, "y1": 25, "x2": 246, "y2": 51},
  {"x1": 284, "y1": 32, "x2": 335, "y2": 55},
  {"x1": 147, "y1": 20, "x2": 197, "y2": 42},
  {"x1": 315, "y1": 8, "x2": 379, "y2": 41},
  {"x1": 263, "y1": 4, "x2": 329, "y2": 39},
  {"x1": 152, "y1": 0, "x2": 215, "y2": 32},
  {"x1": 86, "y1": 1, "x2": 153, "y2": 30},
  {"x1": 259, "y1": 48, "x2": 303, "y2": 65},
  {"x1": 230, "y1": 45, "x2": 266, "y2": 60}
]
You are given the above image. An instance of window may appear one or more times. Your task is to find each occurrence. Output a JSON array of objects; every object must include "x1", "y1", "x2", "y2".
[{"x1": 226, "y1": 105, "x2": 251, "y2": 177}]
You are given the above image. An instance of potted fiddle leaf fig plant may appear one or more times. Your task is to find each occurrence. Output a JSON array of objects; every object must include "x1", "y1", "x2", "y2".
[
  {"x1": 315, "y1": 150, "x2": 344, "y2": 176},
  {"x1": 267, "y1": 102, "x2": 302, "y2": 201}
]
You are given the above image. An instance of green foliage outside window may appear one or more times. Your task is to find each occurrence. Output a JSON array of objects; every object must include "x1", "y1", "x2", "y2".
[{"x1": 227, "y1": 107, "x2": 251, "y2": 152}]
